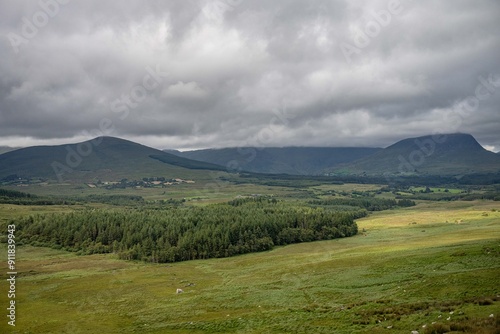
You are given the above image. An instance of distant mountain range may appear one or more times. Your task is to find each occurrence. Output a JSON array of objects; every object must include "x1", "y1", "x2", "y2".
[
  {"x1": 330, "y1": 133, "x2": 500, "y2": 176},
  {"x1": 168, "y1": 133, "x2": 500, "y2": 176},
  {"x1": 0, "y1": 136, "x2": 224, "y2": 182},
  {"x1": 1, "y1": 133, "x2": 499, "y2": 182},
  {"x1": 168, "y1": 147, "x2": 381, "y2": 175}
]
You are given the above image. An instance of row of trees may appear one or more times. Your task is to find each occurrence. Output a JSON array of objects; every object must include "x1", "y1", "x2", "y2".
[
  {"x1": 0, "y1": 188, "x2": 76, "y2": 205},
  {"x1": 310, "y1": 197, "x2": 415, "y2": 211},
  {"x1": 398, "y1": 191, "x2": 500, "y2": 202},
  {"x1": 0, "y1": 188, "x2": 35, "y2": 198},
  {"x1": 13, "y1": 200, "x2": 358, "y2": 263},
  {"x1": 0, "y1": 188, "x2": 149, "y2": 206}
]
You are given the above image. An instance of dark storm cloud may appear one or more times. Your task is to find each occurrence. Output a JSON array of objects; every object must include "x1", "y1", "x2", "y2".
[{"x1": 0, "y1": 0, "x2": 499, "y2": 151}]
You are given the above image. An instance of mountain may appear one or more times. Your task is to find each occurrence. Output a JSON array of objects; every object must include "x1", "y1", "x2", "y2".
[
  {"x1": 0, "y1": 146, "x2": 20, "y2": 155},
  {"x1": 332, "y1": 133, "x2": 500, "y2": 176},
  {"x1": 3, "y1": 134, "x2": 497, "y2": 183},
  {"x1": 168, "y1": 147, "x2": 382, "y2": 175},
  {"x1": 0, "y1": 136, "x2": 225, "y2": 183},
  {"x1": 163, "y1": 149, "x2": 182, "y2": 155}
]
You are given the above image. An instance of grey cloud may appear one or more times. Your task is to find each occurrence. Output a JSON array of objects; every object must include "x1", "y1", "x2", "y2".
[{"x1": 0, "y1": 0, "x2": 499, "y2": 151}]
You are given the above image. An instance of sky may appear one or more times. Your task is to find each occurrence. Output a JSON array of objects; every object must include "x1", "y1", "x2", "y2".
[{"x1": 0, "y1": 0, "x2": 499, "y2": 152}]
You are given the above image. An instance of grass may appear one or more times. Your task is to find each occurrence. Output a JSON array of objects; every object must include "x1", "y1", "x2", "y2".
[
  {"x1": 0, "y1": 200, "x2": 499, "y2": 333},
  {"x1": 0, "y1": 204, "x2": 79, "y2": 225},
  {"x1": 311, "y1": 184, "x2": 385, "y2": 193},
  {"x1": 411, "y1": 187, "x2": 464, "y2": 194},
  {"x1": 1, "y1": 181, "x2": 300, "y2": 204}
]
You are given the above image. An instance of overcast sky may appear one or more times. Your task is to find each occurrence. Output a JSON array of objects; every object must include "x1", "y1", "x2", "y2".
[{"x1": 1, "y1": 0, "x2": 499, "y2": 151}]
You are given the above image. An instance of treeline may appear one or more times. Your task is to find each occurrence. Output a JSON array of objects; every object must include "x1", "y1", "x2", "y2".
[
  {"x1": 0, "y1": 188, "x2": 74, "y2": 205},
  {"x1": 310, "y1": 197, "x2": 415, "y2": 211},
  {"x1": 233, "y1": 173, "x2": 345, "y2": 188},
  {"x1": 227, "y1": 196, "x2": 278, "y2": 206},
  {"x1": 82, "y1": 194, "x2": 144, "y2": 206},
  {"x1": 397, "y1": 192, "x2": 500, "y2": 202},
  {"x1": 13, "y1": 200, "x2": 358, "y2": 263},
  {"x1": 0, "y1": 188, "x2": 36, "y2": 198},
  {"x1": 456, "y1": 172, "x2": 500, "y2": 185},
  {"x1": 236, "y1": 173, "x2": 458, "y2": 187},
  {"x1": 0, "y1": 188, "x2": 148, "y2": 206},
  {"x1": 236, "y1": 172, "x2": 500, "y2": 187}
]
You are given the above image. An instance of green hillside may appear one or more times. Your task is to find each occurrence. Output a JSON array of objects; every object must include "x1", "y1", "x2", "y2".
[
  {"x1": 2, "y1": 134, "x2": 499, "y2": 184},
  {"x1": 333, "y1": 133, "x2": 500, "y2": 176},
  {"x1": 1, "y1": 200, "x2": 498, "y2": 333},
  {"x1": 0, "y1": 137, "x2": 225, "y2": 183},
  {"x1": 171, "y1": 147, "x2": 381, "y2": 175}
]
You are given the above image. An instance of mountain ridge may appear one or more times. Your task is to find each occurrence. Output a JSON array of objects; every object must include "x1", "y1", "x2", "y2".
[
  {"x1": 1, "y1": 133, "x2": 498, "y2": 182},
  {"x1": 332, "y1": 133, "x2": 500, "y2": 176},
  {"x1": 168, "y1": 146, "x2": 382, "y2": 175},
  {"x1": 0, "y1": 146, "x2": 21, "y2": 155},
  {"x1": 0, "y1": 136, "x2": 225, "y2": 182}
]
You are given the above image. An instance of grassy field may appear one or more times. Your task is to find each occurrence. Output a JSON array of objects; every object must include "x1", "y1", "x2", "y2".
[
  {"x1": 0, "y1": 200, "x2": 499, "y2": 333},
  {"x1": 411, "y1": 187, "x2": 464, "y2": 194},
  {"x1": 1, "y1": 181, "x2": 303, "y2": 204}
]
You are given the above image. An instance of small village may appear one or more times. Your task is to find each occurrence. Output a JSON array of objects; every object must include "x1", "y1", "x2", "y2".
[{"x1": 87, "y1": 177, "x2": 195, "y2": 190}]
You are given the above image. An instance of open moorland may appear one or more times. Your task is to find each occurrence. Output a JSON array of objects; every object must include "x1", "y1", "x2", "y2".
[
  {"x1": 1, "y1": 135, "x2": 499, "y2": 333},
  {"x1": 2, "y1": 0, "x2": 500, "y2": 331},
  {"x1": 0, "y1": 180, "x2": 499, "y2": 334}
]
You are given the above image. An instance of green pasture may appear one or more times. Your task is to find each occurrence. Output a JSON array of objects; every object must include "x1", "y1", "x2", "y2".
[
  {"x1": 410, "y1": 187, "x2": 464, "y2": 194},
  {"x1": 1, "y1": 182, "x2": 301, "y2": 204},
  {"x1": 0, "y1": 200, "x2": 499, "y2": 333}
]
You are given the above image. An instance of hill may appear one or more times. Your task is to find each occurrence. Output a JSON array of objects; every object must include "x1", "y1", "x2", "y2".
[
  {"x1": 332, "y1": 133, "x2": 500, "y2": 176},
  {"x1": 0, "y1": 136, "x2": 225, "y2": 183},
  {"x1": 169, "y1": 147, "x2": 381, "y2": 175}
]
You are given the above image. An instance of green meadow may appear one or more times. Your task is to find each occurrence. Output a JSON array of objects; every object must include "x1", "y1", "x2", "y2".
[{"x1": 1, "y1": 199, "x2": 499, "y2": 333}]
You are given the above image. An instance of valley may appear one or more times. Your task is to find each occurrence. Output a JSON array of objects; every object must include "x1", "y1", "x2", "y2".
[
  {"x1": 0, "y1": 199, "x2": 498, "y2": 333},
  {"x1": 2, "y1": 2, "x2": 499, "y2": 332},
  {"x1": 0, "y1": 134, "x2": 499, "y2": 333}
]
